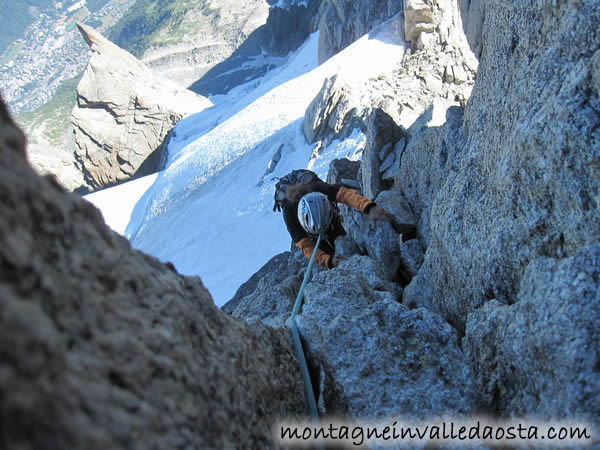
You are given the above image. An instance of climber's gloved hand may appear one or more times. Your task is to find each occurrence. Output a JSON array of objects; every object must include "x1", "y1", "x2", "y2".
[{"x1": 368, "y1": 206, "x2": 417, "y2": 236}]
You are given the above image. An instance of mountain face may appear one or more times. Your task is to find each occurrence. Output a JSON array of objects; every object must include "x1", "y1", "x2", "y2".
[
  {"x1": 1, "y1": 0, "x2": 599, "y2": 447},
  {"x1": 188, "y1": 0, "x2": 322, "y2": 96},
  {"x1": 137, "y1": 0, "x2": 272, "y2": 90},
  {"x1": 0, "y1": 97, "x2": 305, "y2": 449},
  {"x1": 225, "y1": 0, "x2": 600, "y2": 427},
  {"x1": 70, "y1": 23, "x2": 211, "y2": 191},
  {"x1": 314, "y1": 0, "x2": 404, "y2": 64}
]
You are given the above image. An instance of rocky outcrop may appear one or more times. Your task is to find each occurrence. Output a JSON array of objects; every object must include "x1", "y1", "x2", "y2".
[
  {"x1": 458, "y1": 0, "x2": 486, "y2": 58},
  {"x1": 297, "y1": 255, "x2": 479, "y2": 419},
  {"x1": 361, "y1": 108, "x2": 405, "y2": 200},
  {"x1": 226, "y1": 252, "x2": 480, "y2": 420},
  {"x1": 464, "y1": 243, "x2": 600, "y2": 421},
  {"x1": 222, "y1": 249, "x2": 314, "y2": 327},
  {"x1": 400, "y1": 0, "x2": 600, "y2": 333},
  {"x1": 26, "y1": 143, "x2": 87, "y2": 193},
  {"x1": 392, "y1": 0, "x2": 600, "y2": 425},
  {"x1": 304, "y1": 0, "x2": 477, "y2": 209},
  {"x1": 0, "y1": 98, "x2": 305, "y2": 448},
  {"x1": 395, "y1": 104, "x2": 466, "y2": 247},
  {"x1": 140, "y1": 0, "x2": 272, "y2": 88},
  {"x1": 337, "y1": 185, "x2": 417, "y2": 282},
  {"x1": 315, "y1": 0, "x2": 404, "y2": 64},
  {"x1": 190, "y1": 0, "x2": 322, "y2": 96},
  {"x1": 303, "y1": 74, "x2": 364, "y2": 145},
  {"x1": 71, "y1": 23, "x2": 211, "y2": 191}
]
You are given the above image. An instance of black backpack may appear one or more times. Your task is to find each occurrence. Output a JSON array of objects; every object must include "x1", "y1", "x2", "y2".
[{"x1": 272, "y1": 169, "x2": 321, "y2": 212}]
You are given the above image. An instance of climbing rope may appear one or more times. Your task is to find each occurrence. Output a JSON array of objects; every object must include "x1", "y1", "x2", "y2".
[{"x1": 288, "y1": 233, "x2": 322, "y2": 422}]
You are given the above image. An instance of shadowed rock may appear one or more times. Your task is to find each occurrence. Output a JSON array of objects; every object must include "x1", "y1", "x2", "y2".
[
  {"x1": 464, "y1": 243, "x2": 600, "y2": 425},
  {"x1": 297, "y1": 255, "x2": 480, "y2": 419},
  {"x1": 400, "y1": 0, "x2": 600, "y2": 333},
  {"x1": 315, "y1": 0, "x2": 405, "y2": 63},
  {"x1": 0, "y1": 98, "x2": 305, "y2": 449}
]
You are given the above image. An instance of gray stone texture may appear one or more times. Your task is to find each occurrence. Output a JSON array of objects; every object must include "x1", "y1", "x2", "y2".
[
  {"x1": 303, "y1": 74, "x2": 364, "y2": 145},
  {"x1": 404, "y1": 0, "x2": 436, "y2": 42},
  {"x1": 326, "y1": 157, "x2": 361, "y2": 185},
  {"x1": 296, "y1": 255, "x2": 480, "y2": 419},
  {"x1": 221, "y1": 249, "x2": 315, "y2": 328},
  {"x1": 401, "y1": 0, "x2": 600, "y2": 332},
  {"x1": 26, "y1": 143, "x2": 87, "y2": 193},
  {"x1": 381, "y1": 137, "x2": 406, "y2": 180},
  {"x1": 400, "y1": 239, "x2": 425, "y2": 279},
  {"x1": 395, "y1": 104, "x2": 466, "y2": 248},
  {"x1": 315, "y1": 0, "x2": 404, "y2": 64},
  {"x1": 336, "y1": 187, "x2": 417, "y2": 281},
  {"x1": 458, "y1": 0, "x2": 486, "y2": 59},
  {"x1": 0, "y1": 99, "x2": 306, "y2": 449},
  {"x1": 464, "y1": 243, "x2": 600, "y2": 425},
  {"x1": 361, "y1": 108, "x2": 405, "y2": 200},
  {"x1": 71, "y1": 23, "x2": 211, "y2": 191}
]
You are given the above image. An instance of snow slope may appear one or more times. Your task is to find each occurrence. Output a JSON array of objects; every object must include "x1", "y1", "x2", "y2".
[
  {"x1": 88, "y1": 15, "x2": 408, "y2": 306},
  {"x1": 85, "y1": 174, "x2": 159, "y2": 235}
]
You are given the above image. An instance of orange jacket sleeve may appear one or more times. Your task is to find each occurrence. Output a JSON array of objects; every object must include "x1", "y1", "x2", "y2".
[
  {"x1": 335, "y1": 187, "x2": 375, "y2": 213},
  {"x1": 296, "y1": 237, "x2": 333, "y2": 268}
]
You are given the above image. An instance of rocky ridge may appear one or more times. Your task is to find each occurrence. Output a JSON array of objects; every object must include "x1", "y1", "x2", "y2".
[
  {"x1": 225, "y1": 0, "x2": 600, "y2": 434},
  {"x1": 140, "y1": 0, "x2": 272, "y2": 89},
  {"x1": 314, "y1": 0, "x2": 404, "y2": 64},
  {"x1": 189, "y1": 0, "x2": 322, "y2": 96},
  {"x1": 70, "y1": 23, "x2": 212, "y2": 192},
  {"x1": 0, "y1": 97, "x2": 306, "y2": 449},
  {"x1": 1, "y1": 0, "x2": 598, "y2": 447}
]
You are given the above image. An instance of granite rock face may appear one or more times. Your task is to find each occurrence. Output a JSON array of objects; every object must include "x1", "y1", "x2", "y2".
[
  {"x1": 303, "y1": 74, "x2": 364, "y2": 145},
  {"x1": 222, "y1": 249, "x2": 314, "y2": 328},
  {"x1": 190, "y1": 0, "x2": 322, "y2": 96},
  {"x1": 401, "y1": 0, "x2": 600, "y2": 332},
  {"x1": 26, "y1": 143, "x2": 87, "y2": 193},
  {"x1": 71, "y1": 23, "x2": 212, "y2": 191},
  {"x1": 315, "y1": 0, "x2": 404, "y2": 63},
  {"x1": 395, "y1": 104, "x2": 466, "y2": 247},
  {"x1": 464, "y1": 243, "x2": 600, "y2": 424},
  {"x1": 297, "y1": 255, "x2": 479, "y2": 419},
  {"x1": 0, "y1": 99, "x2": 305, "y2": 449},
  {"x1": 361, "y1": 108, "x2": 405, "y2": 200},
  {"x1": 458, "y1": 0, "x2": 486, "y2": 58}
]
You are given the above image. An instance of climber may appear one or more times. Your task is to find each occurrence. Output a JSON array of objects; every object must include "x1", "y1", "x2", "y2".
[{"x1": 273, "y1": 170, "x2": 410, "y2": 268}]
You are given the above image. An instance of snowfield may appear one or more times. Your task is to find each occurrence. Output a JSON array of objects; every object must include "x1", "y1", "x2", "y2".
[{"x1": 86, "y1": 15, "x2": 408, "y2": 306}]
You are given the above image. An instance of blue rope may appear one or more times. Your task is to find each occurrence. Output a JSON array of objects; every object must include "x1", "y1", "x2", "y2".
[{"x1": 289, "y1": 233, "x2": 322, "y2": 421}]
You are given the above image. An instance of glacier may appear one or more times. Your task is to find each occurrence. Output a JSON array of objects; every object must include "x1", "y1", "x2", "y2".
[{"x1": 86, "y1": 16, "x2": 409, "y2": 306}]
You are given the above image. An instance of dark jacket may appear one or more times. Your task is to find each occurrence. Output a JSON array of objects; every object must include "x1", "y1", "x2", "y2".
[{"x1": 282, "y1": 181, "x2": 375, "y2": 268}]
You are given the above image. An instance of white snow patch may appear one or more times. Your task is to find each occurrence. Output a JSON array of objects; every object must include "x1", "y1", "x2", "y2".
[{"x1": 84, "y1": 173, "x2": 159, "y2": 235}]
